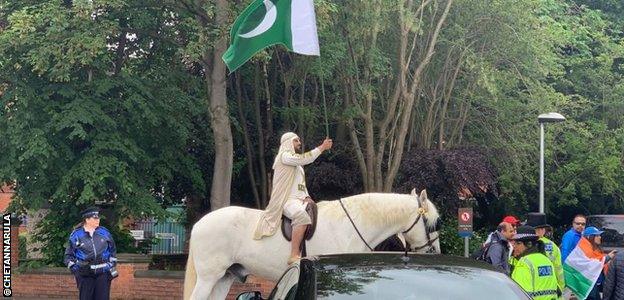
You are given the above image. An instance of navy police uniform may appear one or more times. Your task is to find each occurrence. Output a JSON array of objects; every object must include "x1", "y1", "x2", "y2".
[{"x1": 64, "y1": 207, "x2": 117, "y2": 300}]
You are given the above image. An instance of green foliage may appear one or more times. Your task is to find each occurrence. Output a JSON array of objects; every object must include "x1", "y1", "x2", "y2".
[
  {"x1": 18, "y1": 234, "x2": 28, "y2": 260},
  {"x1": 0, "y1": 0, "x2": 211, "y2": 265},
  {"x1": 439, "y1": 216, "x2": 488, "y2": 256}
]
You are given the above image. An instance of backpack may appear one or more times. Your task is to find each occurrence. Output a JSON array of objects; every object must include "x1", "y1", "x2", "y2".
[{"x1": 470, "y1": 242, "x2": 494, "y2": 263}]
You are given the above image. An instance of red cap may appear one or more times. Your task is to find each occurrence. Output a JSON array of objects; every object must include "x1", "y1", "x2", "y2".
[{"x1": 502, "y1": 215, "x2": 520, "y2": 225}]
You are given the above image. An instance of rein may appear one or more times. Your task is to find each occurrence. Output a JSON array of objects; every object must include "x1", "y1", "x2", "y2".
[
  {"x1": 339, "y1": 198, "x2": 374, "y2": 251},
  {"x1": 403, "y1": 204, "x2": 439, "y2": 253},
  {"x1": 339, "y1": 198, "x2": 438, "y2": 253}
]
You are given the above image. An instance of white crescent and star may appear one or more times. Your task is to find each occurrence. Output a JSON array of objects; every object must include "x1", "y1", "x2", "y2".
[{"x1": 239, "y1": 0, "x2": 277, "y2": 39}]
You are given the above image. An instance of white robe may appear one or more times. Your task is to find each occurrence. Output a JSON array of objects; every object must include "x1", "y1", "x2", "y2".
[{"x1": 253, "y1": 133, "x2": 321, "y2": 239}]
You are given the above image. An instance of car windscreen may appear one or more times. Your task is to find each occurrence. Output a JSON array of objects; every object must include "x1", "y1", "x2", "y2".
[
  {"x1": 588, "y1": 215, "x2": 624, "y2": 248},
  {"x1": 316, "y1": 264, "x2": 530, "y2": 300}
]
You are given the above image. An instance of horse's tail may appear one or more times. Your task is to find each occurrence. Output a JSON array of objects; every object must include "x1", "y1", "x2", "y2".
[{"x1": 183, "y1": 245, "x2": 196, "y2": 300}]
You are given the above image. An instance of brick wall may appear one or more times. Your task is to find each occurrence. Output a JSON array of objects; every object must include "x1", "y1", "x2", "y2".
[
  {"x1": 11, "y1": 221, "x2": 18, "y2": 267},
  {"x1": 14, "y1": 254, "x2": 275, "y2": 299},
  {"x1": 13, "y1": 271, "x2": 78, "y2": 299},
  {"x1": 0, "y1": 184, "x2": 14, "y2": 212}
]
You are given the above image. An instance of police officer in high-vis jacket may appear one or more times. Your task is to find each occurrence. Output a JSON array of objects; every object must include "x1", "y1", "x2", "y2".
[
  {"x1": 510, "y1": 225, "x2": 561, "y2": 300},
  {"x1": 64, "y1": 207, "x2": 118, "y2": 300},
  {"x1": 526, "y1": 213, "x2": 565, "y2": 292}
]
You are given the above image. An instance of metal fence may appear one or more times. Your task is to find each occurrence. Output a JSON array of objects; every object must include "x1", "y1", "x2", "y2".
[{"x1": 134, "y1": 206, "x2": 186, "y2": 254}]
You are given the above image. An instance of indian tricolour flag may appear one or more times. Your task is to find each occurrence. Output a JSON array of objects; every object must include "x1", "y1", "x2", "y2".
[
  {"x1": 563, "y1": 238, "x2": 606, "y2": 299},
  {"x1": 222, "y1": 0, "x2": 320, "y2": 72}
]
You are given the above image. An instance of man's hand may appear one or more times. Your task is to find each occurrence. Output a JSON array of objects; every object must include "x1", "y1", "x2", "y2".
[
  {"x1": 304, "y1": 197, "x2": 314, "y2": 204},
  {"x1": 608, "y1": 250, "x2": 617, "y2": 259},
  {"x1": 319, "y1": 138, "x2": 333, "y2": 152}
]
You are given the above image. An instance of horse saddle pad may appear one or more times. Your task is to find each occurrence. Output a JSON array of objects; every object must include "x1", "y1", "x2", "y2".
[{"x1": 281, "y1": 202, "x2": 317, "y2": 242}]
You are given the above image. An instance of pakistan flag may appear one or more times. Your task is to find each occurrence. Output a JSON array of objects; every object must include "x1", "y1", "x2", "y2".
[{"x1": 222, "y1": 0, "x2": 320, "y2": 72}]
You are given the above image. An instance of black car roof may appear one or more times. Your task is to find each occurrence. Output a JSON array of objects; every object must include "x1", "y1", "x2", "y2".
[{"x1": 307, "y1": 252, "x2": 499, "y2": 272}]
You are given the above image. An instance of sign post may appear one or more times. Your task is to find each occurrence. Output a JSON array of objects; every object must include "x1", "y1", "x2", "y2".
[{"x1": 458, "y1": 208, "x2": 473, "y2": 257}]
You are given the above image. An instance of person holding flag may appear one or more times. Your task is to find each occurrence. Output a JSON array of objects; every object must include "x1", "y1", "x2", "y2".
[
  {"x1": 253, "y1": 132, "x2": 332, "y2": 264},
  {"x1": 563, "y1": 226, "x2": 616, "y2": 300}
]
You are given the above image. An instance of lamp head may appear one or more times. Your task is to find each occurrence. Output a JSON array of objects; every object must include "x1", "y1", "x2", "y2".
[{"x1": 538, "y1": 112, "x2": 565, "y2": 123}]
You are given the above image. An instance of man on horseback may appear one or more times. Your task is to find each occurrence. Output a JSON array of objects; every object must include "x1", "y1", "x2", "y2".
[{"x1": 253, "y1": 132, "x2": 332, "y2": 264}]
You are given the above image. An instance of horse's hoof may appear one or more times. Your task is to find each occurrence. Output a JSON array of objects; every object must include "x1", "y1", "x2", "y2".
[{"x1": 287, "y1": 256, "x2": 301, "y2": 265}]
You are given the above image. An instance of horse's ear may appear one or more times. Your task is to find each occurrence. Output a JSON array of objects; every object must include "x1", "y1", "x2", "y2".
[
  {"x1": 419, "y1": 189, "x2": 428, "y2": 202},
  {"x1": 410, "y1": 188, "x2": 418, "y2": 196}
]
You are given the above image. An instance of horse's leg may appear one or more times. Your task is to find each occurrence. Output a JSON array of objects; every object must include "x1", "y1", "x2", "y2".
[
  {"x1": 208, "y1": 273, "x2": 236, "y2": 300},
  {"x1": 191, "y1": 270, "x2": 225, "y2": 300},
  {"x1": 192, "y1": 250, "x2": 235, "y2": 300}
]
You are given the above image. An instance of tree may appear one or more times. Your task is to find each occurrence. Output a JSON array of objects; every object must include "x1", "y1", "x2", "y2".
[
  {"x1": 323, "y1": 0, "x2": 454, "y2": 192},
  {"x1": 169, "y1": 0, "x2": 234, "y2": 211},
  {"x1": 0, "y1": 0, "x2": 209, "y2": 263}
]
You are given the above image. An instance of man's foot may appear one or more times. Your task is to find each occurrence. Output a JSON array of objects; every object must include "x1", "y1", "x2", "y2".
[{"x1": 287, "y1": 256, "x2": 301, "y2": 265}]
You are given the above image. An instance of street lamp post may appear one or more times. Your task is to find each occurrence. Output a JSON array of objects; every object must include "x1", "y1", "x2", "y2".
[{"x1": 538, "y1": 112, "x2": 566, "y2": 213}]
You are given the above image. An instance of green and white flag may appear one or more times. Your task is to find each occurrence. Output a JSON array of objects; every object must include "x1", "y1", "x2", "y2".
[{"x1": 222, "y1": 0, "x2": 320, "y2": 72}]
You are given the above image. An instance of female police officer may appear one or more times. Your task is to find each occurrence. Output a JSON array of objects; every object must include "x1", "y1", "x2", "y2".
[
  {"x1": 510, "y1": 225, "x2": 560, "y2": 300},
  {"x1": 64, "y1": 207, "x2": 118, "y2": 300}
]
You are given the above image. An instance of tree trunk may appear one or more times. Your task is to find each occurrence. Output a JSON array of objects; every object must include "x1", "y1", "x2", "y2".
[
  {"x1": 252, "y1": 65, "x2": 269, "y2": 207},
  {"x1": 207, "y1": 0, "x2": 232, "y2": 210},
  {"x1": 234, "y1": 74, "x2": 261, "y2": 208},
  {"x1": 383, "y1": 0, "x2": 454, "y2": 191}
]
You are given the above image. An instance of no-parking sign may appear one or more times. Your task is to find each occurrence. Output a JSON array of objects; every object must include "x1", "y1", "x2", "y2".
[{"x1": 458, "y1": 208, "x2": 473, "y2": 237}]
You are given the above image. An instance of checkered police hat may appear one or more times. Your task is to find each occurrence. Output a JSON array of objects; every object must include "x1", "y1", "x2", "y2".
[
  {"x1": 81, "y1": 207, "x2": 100, "y2": 219},
  {"x1": 512, "y1": 225, "x2": 539, "y2": 242}
]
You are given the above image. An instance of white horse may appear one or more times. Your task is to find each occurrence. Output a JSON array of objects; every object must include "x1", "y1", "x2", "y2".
[{"x1": 183, "y1": 189, "x2": 441, "y2": 300}]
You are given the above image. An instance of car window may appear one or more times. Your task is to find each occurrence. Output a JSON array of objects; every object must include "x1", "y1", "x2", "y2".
[
  {"x1": 588, "y1": 216, "x2": 624, "y2": 248},
  {"x1": 269, "y1": 265, "x2": 300, "y2": 300},
  {"x1": 316, "y1": 265, "x2": 530, "y2": 300}
]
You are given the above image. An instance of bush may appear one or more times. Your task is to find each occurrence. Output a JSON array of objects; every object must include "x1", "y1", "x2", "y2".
[{"x1": 18, "y1": 234, "x2": 28, "y2": 260}]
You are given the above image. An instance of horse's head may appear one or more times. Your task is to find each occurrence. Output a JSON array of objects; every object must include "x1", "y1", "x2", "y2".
[{"x1": 401, "y1": 189, "x2": 441, "y2": 254}]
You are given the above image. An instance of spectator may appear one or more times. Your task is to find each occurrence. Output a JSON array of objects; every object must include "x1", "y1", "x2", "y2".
[
  {"x1": 527, "y1": 212, "x2": 565, "y2": 292},
  {"x1": 603, "y1": 251, "x2": 624, "y2": 300},
  {"x1": 484, "y1": 215, "x2": 520, "y2": 245},
  {"x1": 582, "y1": 227, "x2": 616, "y2": 300},
  {"x1": 510, "y1": 225, "x2": 560, "y2": 300},
  {"x1": 502, "y1": 215, "x2": 521, "y2": 229},
  {"x1": 486, "y1": 222, "x2": 515, "y2": 274},
  {"x1": 561, "y1": 214, "x2": 586, "y2": 262}
]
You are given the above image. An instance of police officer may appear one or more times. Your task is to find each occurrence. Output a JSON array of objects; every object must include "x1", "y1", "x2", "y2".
[
  {"x1": 64, "y1": 207, "x2": 118, "y2": 300},
  {"x1": 527, "y1": 213, "x2": 565, "y2": 292},
  {"x1": 510, "y1": 225, "x2": 560, "y2": 300}
]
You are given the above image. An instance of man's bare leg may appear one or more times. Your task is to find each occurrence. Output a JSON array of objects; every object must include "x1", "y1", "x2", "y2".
[{"x1": 289, "y1": 225, "x2": 307, "y2": 264}]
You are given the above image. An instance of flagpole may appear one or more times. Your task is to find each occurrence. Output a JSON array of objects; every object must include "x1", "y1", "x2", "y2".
[{"x1": 318, "y1": 59, "x2": 330, "y2": 138}]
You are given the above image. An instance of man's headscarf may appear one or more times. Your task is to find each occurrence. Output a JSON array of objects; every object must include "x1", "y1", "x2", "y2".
[{"x1": 273, "y1": 132, "x2": 299, "y2": 169}]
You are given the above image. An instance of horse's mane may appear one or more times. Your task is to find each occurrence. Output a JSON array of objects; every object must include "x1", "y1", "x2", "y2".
[{"x1": 317, "y1": 193, "x2": 440, "y2": 229}]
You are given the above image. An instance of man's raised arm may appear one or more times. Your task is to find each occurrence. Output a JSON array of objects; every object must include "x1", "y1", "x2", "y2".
[{"x1": 281, "y1": 138, "x2": 332, "y2": 166}]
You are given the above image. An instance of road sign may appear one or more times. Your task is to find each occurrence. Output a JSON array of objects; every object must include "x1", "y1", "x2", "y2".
[
  {"x1": 129, "y1": 230, "x2": 144, "y2": 240},
  {"x1": 458, "y1": 207, "x2": 473, "y2": 237}
]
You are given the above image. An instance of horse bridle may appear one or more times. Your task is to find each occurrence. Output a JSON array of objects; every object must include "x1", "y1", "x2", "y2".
[
  {"x1": 339, "y1": 198, "x2": 439, "y2": 253},
  {"x1": 402, "y1": 203, "x2": 439, "y2": 253}
]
